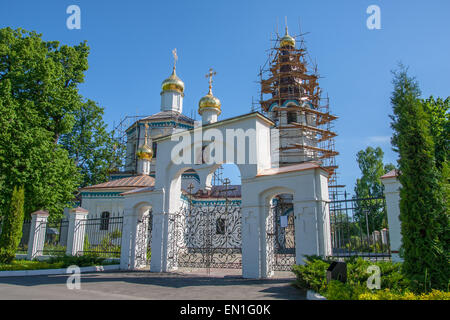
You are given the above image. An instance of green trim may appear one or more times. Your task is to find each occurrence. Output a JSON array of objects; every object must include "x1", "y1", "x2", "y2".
[
  {"x1": 127, "y1": 121, "x2": 194, "y2": 135},
  {"x1": 180, "y1": 194, "x2": 241, "y2": 205},
  {"x1": 81, "y1": 192, "x2": 124, "y2": 199}
]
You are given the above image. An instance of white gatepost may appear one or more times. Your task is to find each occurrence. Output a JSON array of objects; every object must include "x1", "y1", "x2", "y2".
[
  {"x1": 381, "y1": 171, "x2": 402, "y2": 262},
  {"x1": 150, "y1": 212, "x2": 166, "y2": 272},
  {"x1": 293, "y1": 199, "x2": 332, "y2": 265},
  {"x1": 66, "y1": 207, "x2": 89, "y2": 256},
  {"x1": 27, "y1": 210, "x2": 49, "y2": 260},
  {"x1": 241, "y1": 206, "x2": 262, "y2": 279},
  {"x1": 120, "y1": 208, "x2": 150, "y2": 270}
]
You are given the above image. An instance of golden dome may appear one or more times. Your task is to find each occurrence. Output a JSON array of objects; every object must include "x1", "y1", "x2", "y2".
[
  {"x1": 280, "y1": 27, "x2": 295, "y2": 48},
  {"x1": 198, "y1": 92, "x2": 221, "y2": 115},
  {"x1": 136, "y1": 144, "x2": 153, "y2": 161},
  {"x1": 161, "y1": 68, "x2": 184, "y2": 93}
]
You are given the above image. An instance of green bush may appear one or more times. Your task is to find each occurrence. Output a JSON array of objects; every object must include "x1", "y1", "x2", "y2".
[
  {"x1": 359, "y1": 289, "x2": 450, "y2": 300},
  {"x1": 46, "y1": 254, "x2": 107, "y2": 268},
  {"x1": 0, "y1": 186, "x2": 25, "y2": 263},
  {"x1": 0, "y1": 254, "x2": 115, "y2": 271},
  {"x1": 292, "y1": 256, "x2": 421, "y2": 300},
  {"x1": 292, "y1": 255, "x2": 329, "y2": 295}
]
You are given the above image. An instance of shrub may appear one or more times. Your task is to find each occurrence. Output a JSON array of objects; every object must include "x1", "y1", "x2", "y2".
[
  {"x1": 292, "y1": 255, "x2": 329, "y2": 295},
  {"x1": 46, "y1": 254, "x2": 106, "y2": 268},
  {"x1": 359, "y1": 289, "x2": 450, "y2": 300},
  {"x1": 293, "y1": 255, "x2": 421, "y2": 300},
  {"x1": 0, "y1": 186, "x2": 25, "y2": 263},
  {"x1": 326, "y1": 280, "x2": 367, "y2": 300}
]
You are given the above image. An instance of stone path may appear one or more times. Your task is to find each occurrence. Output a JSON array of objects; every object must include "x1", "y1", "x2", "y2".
[{"x1": 0, "y1": 270, "x2": 306, "y2": 300}]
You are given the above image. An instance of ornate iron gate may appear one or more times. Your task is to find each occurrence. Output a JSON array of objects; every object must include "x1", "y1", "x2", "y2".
[
  {"x1": 168, "y1": 181, "x2": 242, "y2": 272},
  {"x1": 267, "y1": 196, "x2": 296, "y2": 272}
]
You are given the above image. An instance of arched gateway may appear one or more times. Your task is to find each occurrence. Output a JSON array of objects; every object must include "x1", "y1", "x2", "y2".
[{"x1": 119, "y1": 112, "x2": 332, "y2": 278}]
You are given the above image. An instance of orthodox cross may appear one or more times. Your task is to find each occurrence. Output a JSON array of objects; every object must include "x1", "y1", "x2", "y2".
[
  {"x1": 187, "y1": 183, "x2": 195, "y2": 208},
  {"x1": 144, "y1": 123, "x2": 149, "y2": 145},
  {"x1": 172, "y1": 48, "x2": 178, "y2": 71},
  {"x1": 223, "y1": 178, "x2": 231, "y2": 210},
  {"x1": 205, "y1": 68, "x2": 217, "y2": 94}
]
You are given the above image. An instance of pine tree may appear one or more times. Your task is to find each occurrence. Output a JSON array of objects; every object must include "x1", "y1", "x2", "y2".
[
  {"x1": 390, "y1": 66, "x2": 449, "y2": 291},
  {"x1": 0, "y1": 186, "x2": 25, "y2": 263}
]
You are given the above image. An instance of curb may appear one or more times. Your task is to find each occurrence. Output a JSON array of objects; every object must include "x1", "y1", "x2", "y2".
[
  {"x1": 0, "y1": 264, "x2": 120, "y2": 277},
  {"x1": 306, "y1": 290, "x2": 327, "y2": 300}
]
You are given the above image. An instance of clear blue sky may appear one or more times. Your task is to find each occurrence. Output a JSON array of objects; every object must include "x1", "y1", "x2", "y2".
[{"x1": 1, "y1": 0, "x2": 449, "y2": 194}]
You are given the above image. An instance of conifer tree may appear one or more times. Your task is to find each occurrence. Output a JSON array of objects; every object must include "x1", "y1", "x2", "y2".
[
  {"x1": 390, "y1": 66, "x2": 449, "y2": 291},
  {"x1": 0, "y1": 186, "x2": 25, "y2": 263}
]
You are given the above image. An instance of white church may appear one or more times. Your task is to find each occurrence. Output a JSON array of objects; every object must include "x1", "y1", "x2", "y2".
[{"x1": 75, "y1": 27, "x2": 336, "y2": 278}]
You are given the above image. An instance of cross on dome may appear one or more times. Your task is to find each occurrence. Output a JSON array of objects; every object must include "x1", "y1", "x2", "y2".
[
  {"x1": 205, "y1": 68, "x2": 217, "y2": 94},
  {"x1": 172, "y1": 48, "x2": 178, "y2": 71}
]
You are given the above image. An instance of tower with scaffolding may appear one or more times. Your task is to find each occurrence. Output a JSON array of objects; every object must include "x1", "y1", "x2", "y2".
[{"x1": 257, "y1": 25, "x2": 343, "y2": 197}]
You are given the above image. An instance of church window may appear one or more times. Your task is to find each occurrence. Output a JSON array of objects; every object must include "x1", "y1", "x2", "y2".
[
  {"x1": 152, "y1": 142, "x2": 157, "y2": 158},
  {"x1": 100, "y1": 211, "x2": 110, "y2": 230},
  {"x1": 287, "y1": 111, "x2": 297, "y2": 124}
]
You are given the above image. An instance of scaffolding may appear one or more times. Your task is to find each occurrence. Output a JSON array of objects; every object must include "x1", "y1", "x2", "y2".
[
  {"x1": 258, "y1": 28, "x2": 343, "y2": 195},
  {"x1": 111, "y1": 114, "x2": 150, "y2": 172}
]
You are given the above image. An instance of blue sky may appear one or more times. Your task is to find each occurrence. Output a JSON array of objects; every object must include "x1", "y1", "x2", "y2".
[{"x1": 1, "y1": 0, "x2": 449, "y2": 194}]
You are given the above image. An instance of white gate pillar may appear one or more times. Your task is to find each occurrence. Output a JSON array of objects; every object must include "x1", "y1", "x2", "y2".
[
  {"x1": 293, "y1": 199, "x2": 332, "y2": 265},
  {"x1": 381, "y1": 172, "x2": 402, "y2": 262},
  {"x1": 150, "y1": 212, "x2": 166, "y2": 272},
  {"x1": 27, "y1": 210, "x2": 49, "y2": 260},
  {"x1": 148, "y1": 189, "x2": 170, "y2": 273},
  {"x1": 66, "y1": 207, "x2": 88, "y2": 256},
  {"x1": 120, "y1": 207, "x2": 150, "y2": 270},
  {"x1": 241, "y1": 206, "x2": 263, "y2": 279}
]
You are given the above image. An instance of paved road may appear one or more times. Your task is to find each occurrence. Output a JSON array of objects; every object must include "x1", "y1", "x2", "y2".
[{"x1": 0, "y1": 270, "x2": 306, "y2": 300}]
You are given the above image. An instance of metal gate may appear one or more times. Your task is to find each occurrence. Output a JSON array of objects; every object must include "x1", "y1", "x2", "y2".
[
  {"x1": 267, "y1": 195, "x2": 296, "y2": 272},
  {"x1": 168, "y1": 181, "x2": 242, "y2": 272},
  {"x1": 328, "y1": 192, "x2": 390, "y2": 261}
]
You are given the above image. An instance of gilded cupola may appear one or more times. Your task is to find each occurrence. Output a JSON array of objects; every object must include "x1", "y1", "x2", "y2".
[
  {"x1": 198, "y1": 68, "x2": 221, "y2": 116},
  {"x1": 280, "y1": 26, "x2": 296, "y2": 48},
  {"x1": 136, "y1": 124, "x2": 153, "y2": 161}
]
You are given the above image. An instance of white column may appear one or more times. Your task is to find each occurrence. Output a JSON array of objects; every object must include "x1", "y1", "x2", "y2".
[
  {"x1": 241, "y1": 206, "x2": 262, "y2": 279},
  {"x1": 382, "y1": 176, "x2": 402, "y2": 262},
  {"x1": 150, "y1": 212, "x2": 166, "y2": 272},
  {"x1": 293, "y1": 201, "x2": 319, "y2": 265},
  {"x1": 66, "y1": 207, "x2": 89, "y2": 256},
  {"x1": 120, "y1": 207, "x2": 150, "y2": 270},
  {"x1": 27, "y1": 210, "x2": 49, "y2": 260},
  {"x1": 148, "y1": 190, "x2": 168, "y2": 272}
]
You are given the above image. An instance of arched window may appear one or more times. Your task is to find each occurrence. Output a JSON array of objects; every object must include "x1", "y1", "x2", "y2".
[{"x1": 100, "y1": 211, "x2": 110, "y2": 230}]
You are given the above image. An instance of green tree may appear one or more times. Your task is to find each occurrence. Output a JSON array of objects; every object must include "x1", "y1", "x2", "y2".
[
  {"x1": 59, "y1": 99, "x2": 125, "y2": 188},
  {"x1": 0, "y1": 79, "x2": 80, "y2": 220},
  {"x1": 0, "y1": 186, "x2": 25, "y2": 263},
  {"x1": 0, "y1": 27, "x2": 86, "y2": 220},
  {"x1": 353, "y1": 147, "x2": 395, "y2": 233},
  {"x1": 390, "y1": 65, "x2": 449, "y2": 291},
  {"x1": 421, "y1": 97, "x2": 449, "y2": 170},
  {"x1": 0, "y1": 28, "x2": 89, "y2": 143}
]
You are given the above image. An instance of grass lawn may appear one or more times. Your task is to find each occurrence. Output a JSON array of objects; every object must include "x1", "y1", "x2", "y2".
[{"x1": 0, "y1": 255, "x2": 118, "y2": 271}]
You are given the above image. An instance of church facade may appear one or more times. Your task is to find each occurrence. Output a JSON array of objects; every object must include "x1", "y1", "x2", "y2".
[{"x1": 76, "y1": 27, "x2": 336, "y2": 278}]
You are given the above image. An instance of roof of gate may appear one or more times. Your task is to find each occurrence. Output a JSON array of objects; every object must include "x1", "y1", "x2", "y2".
[
  {"x1": 81, "y1": 174, "x2": 155, "y2": 191},
  {"x1": 120, "y1": 184, "x2": 242, "y2": 198},
  {"x1": 256, "y1": 161, "x2": 325, "y2": 177},
  {"x1": 381, "y1": 170, "x2": 399, "y2": 179}
]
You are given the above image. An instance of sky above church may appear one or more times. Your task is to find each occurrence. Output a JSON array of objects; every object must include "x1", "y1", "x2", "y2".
[{"x1": 1, "y1": 0, "x2": 449, "y2": 195}]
